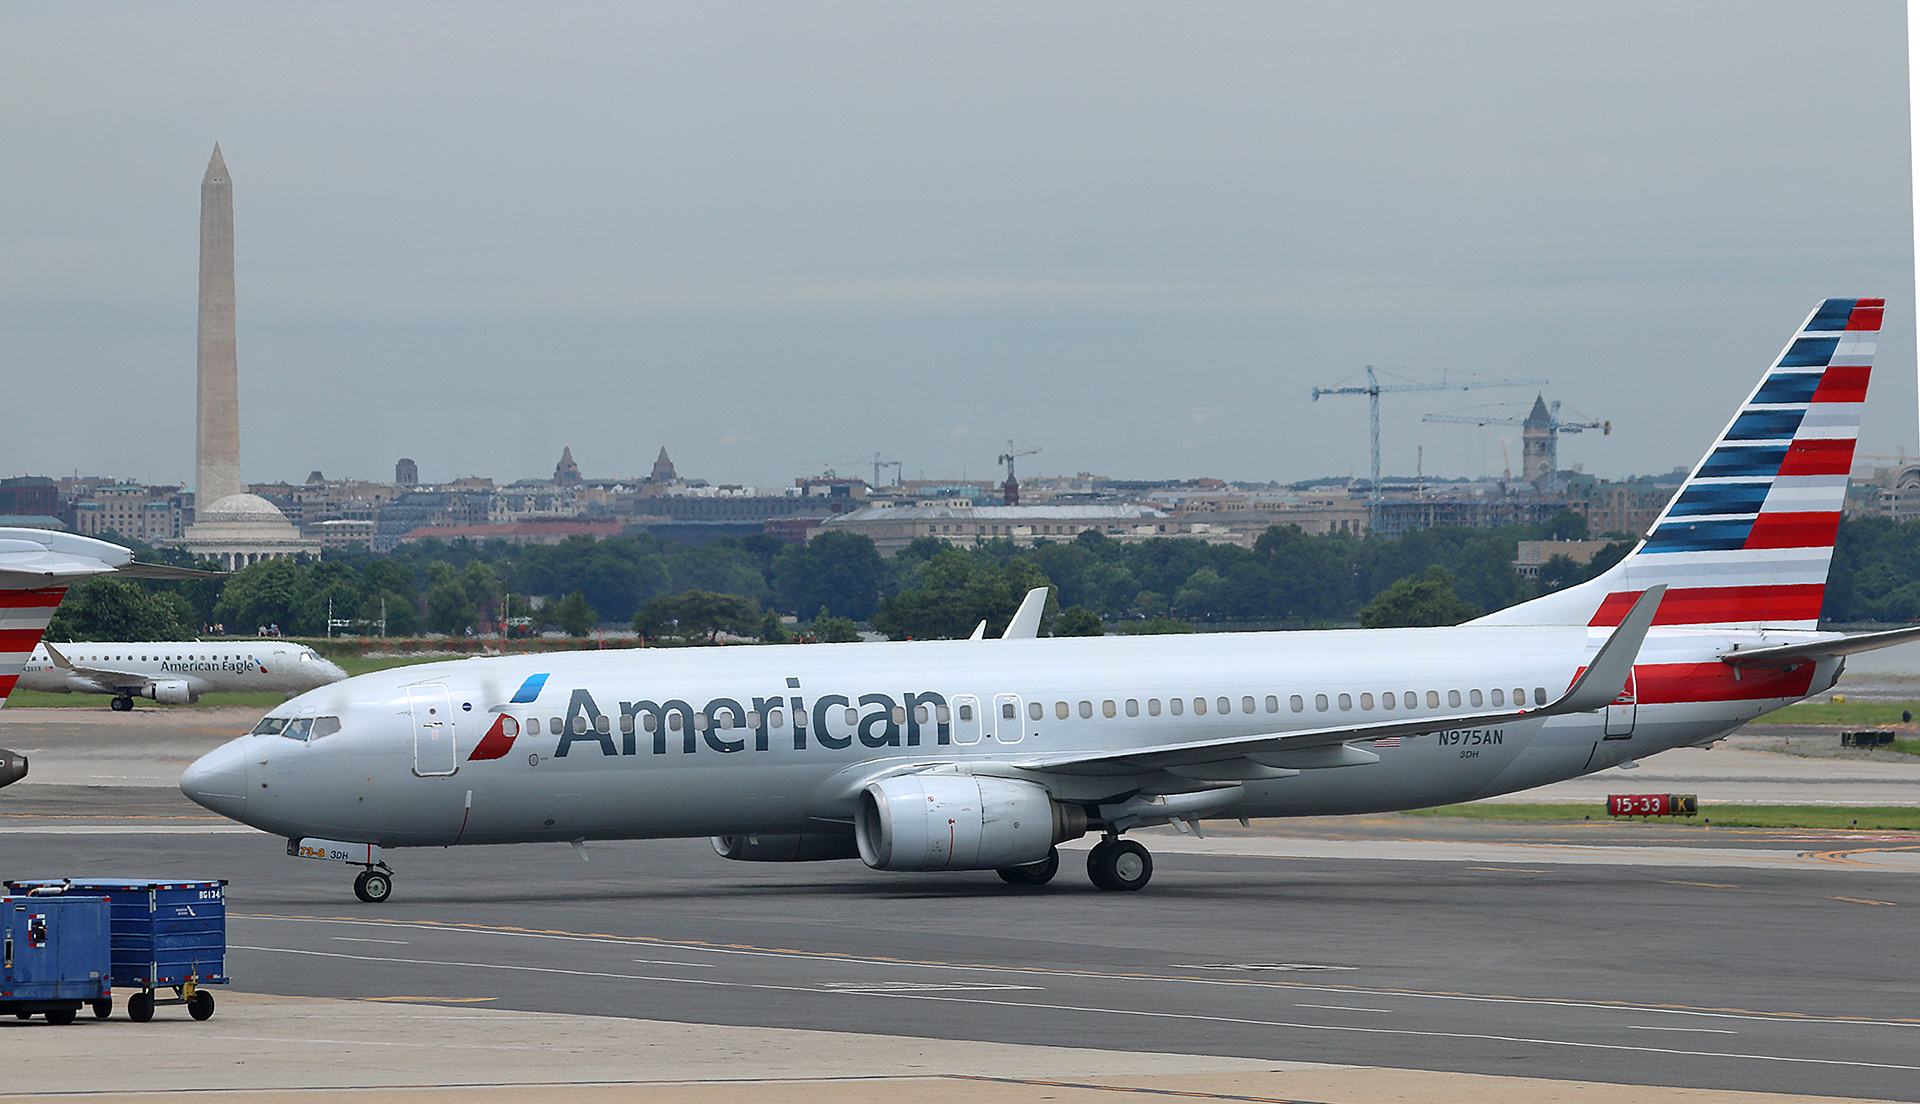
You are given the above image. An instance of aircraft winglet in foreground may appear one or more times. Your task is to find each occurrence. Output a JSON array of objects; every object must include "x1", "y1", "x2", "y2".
[{"x1": 180, "y1": 299, "x2": 1918, "y2": 902}]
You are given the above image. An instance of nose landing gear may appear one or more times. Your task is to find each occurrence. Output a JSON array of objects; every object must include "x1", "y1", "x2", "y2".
[
  {"x1": 352, "y1": 868, "x2": 393, "y2": 903},
  {"x1": 1086, "y1": 836, "x2": 1153, "y2": 891}
]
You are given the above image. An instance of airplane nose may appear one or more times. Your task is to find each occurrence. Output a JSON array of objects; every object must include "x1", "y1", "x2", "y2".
[{"x1": 181, "y1": 738, "x2": 249, "y2": 819}]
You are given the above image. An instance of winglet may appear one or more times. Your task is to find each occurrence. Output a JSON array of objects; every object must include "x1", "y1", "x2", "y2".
[
  {"x1": 1001, "y1": 587, "x2": 1048, "y2": 640},
  {"x1": 42, "y1": 641, "x2": 73, "y2": 670},
  {"x1": 1547, "y1": 584, "x2": 1665, "y2": 714},
  {"x1": 968, "y1": 620, "x2": 987, "y2": 641}
]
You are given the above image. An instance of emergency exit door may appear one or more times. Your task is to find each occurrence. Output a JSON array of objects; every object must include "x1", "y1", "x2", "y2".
[
  {"x1": 409, "y1": 684, "x2": 459, "y2": 775},
  {"x1": 1603, "y1": 670, "x2": 1636, "y2": 739}
]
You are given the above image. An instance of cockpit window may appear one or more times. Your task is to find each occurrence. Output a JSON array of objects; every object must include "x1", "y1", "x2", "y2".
[
  {"x1": 283, "y1": 718, "x2": 314, "y2": 741},
  {"x1": 310, "y1": 716, "x2": 341, "y2": 740},
  {"x1": 252, "y1": 717, "x2": 289, "y2": 735}
]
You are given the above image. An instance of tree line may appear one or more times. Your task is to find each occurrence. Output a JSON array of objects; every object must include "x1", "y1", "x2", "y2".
[{"x1": 45, "y1": 512, "x2": 1920, "y2": 643}]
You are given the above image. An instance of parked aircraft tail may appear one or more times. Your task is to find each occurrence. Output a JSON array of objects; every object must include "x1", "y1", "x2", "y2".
[{"x1": 1477, "y1": 298, "x2": 1882, "y2": 631}]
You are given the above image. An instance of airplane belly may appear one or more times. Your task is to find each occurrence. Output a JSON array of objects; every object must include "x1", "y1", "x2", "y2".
[{"x1": 1233, "y1": 724, "x2": 1537, "y2": 816}]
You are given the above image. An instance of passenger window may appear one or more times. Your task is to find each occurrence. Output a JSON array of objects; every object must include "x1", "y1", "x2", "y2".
[
  {"x1": 311, "y1": 717, "x2": 341, "y2": 740},
  {"x1": 551, "y1": 716, "x2": 564, "y2": 734},
  {"x1": 1102, "y1": 700, "x2": 1116, "y2": 718},
  {"x1": 1360, "y1": 693, "x2": 1374, "y2": 711},
  {"x1": 716, "y1": 713, "x2": 733, "y2": 730},
  {"x1": 1513, "y1": 688, "x2": 1526, "y2": 707},
  {"x1": 1028, "y1": 701, "x2": 1043, "y2": 721},
  {"x1": 1447, "y1": 690, "x2": 1461, "y2": 708},
  {"x1": 596, "y1": 715, "x2": 611, "y2": 735},
  {"x1": 1314, "y1": 694, "x2": 1329, "y2": 712},
  {"x1": 1290, "y1": 695, "x2": 1303, "y2": 712},
  {"x1": 251, "y1": 717, "x2": 289, "y2": 735},
  {"x1": 1079, "y1": 700, "x2": 1092, "y2": 719},
  {"x1": 620, "y1": 714, "x2": 635, "y2": 734},
  {"x1": 1147, "y1": 698, "x2": 1161, "y2": 716},
  {"x1": 668, "y1": 714, "x2": 682, "y2": 731},
  {"x1": 770, "y1": 710, "x2": 785, "y2": 728},
  {"x1": 746, "y1": 711, "x2": 761, "y2": 729},
  {"x1": 1216, "y1": 697, "x2": 1229, "y2": 715},
  {"x1": 1404, "y1": 691, "x2": 1417, "y2": 709},
  {"x1": 1338, "y1": 693, "x2": 1352, "y2": 710},
  {"x1": 935, "y1": 705, "x2": 950, "y2": 724},
  {"x1": 1125, "y1": 699, "x2": 1138, "y2": 717},
  {"x1": 526, "y1": 717, "x2": 541, "y2": 735},
  {"x1": 282, "y1": 718, "x2": 313, "y2": 741},
  {"x1": 1381, "y1": 691, "x2": 1395, "y2": 710},
  {"x1": 1426, "y1": 691, "x2": 1440, "y2": 709},
  {"x1": 958, "y1": 703, "x2": 974, "y2": 722},
  {"x1": 1193, "y1": 698, "x2": 1207, "y2": 716},
  {"x1": 1241, "y1": 696, "x2": 1255, "y2": 714},
  {"x1": 1534, "y1": 686, "x2": 1548, "y2": 705},
  {"x1": 894, "y1": 706, "x2": 909, "y2": 725},
  {"x1": 847, "y1": 707, "x2": 861, "y2": 725},
  {"x1": 1469, "y1": 690, "x2": 1482, "y2": 707},
  {"x1": 1056, "y1": 701, "x2": 1070, "y2": 719},
  {"x1": 1491, "y1": 689, "x2": 1504, "y2": 707},
  {"x1": 1265, "y1": 695, "x2": 1278, "y2": 713},
  {"x1": 914, "y1": 705, "x2": 929, "y2": 724},
  {"x1": 643, "y1": 713, "x2": 659, "y2": 732},
  {"x1": 1170, "y1": 698, "x2": 1184, "y2": 716},
  {"x1": 794, "y1": 708, "x2": 808, "y2": 728}
]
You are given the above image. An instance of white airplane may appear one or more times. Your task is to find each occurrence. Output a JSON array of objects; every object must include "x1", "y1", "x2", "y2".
[
  {"x1": 15, "y1": 640, "x2": 346, "y2": 711},
  {"x1": 178, "y1": 299, "x2": 1920, "y2": 903},
  {"x1": 1, "y1": 530, "x2": 220, "y2": 786}
]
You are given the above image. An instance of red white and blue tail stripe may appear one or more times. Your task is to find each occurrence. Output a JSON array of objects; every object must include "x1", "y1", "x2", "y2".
[
  {"x1": 0, "y1": 529, "x2": 151, "y2": 707},
  {"x1": 1481, "y1": 298, "x2": 1880, "y2": 631}
]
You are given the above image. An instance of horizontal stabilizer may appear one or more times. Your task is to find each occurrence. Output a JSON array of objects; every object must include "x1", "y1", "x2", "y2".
[{"x1": 1722, "y1": 624, "x2": 1920, "y2": 669}]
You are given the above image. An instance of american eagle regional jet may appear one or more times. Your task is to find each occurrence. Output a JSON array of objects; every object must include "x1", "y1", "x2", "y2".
[
  {"x1": 15, "y1": 640, "x2": 345, "y2": 710},
  {"x1": 156, "y1": 299, "x2": 1920, "y2": 902}
]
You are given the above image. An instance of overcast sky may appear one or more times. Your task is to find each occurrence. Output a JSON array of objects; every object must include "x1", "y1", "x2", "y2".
[{"x1": 3, "y1": 2, "x2": 1914, "y2": 492}]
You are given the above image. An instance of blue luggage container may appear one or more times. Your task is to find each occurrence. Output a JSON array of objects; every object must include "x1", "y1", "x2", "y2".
[
  {"x1": 6, "y1": 879, "x2": 227, "y2": 1021},
  {"x1": 1, "y1": 893, "x2": 111, "y2": 1024}
]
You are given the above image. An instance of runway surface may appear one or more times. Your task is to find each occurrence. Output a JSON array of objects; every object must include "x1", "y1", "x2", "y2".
[{"x1": 2, "y1": 708, "x2": 1917, "y2": 1102}]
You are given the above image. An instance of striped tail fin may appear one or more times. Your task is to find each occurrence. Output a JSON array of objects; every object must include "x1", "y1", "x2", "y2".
[
  {"x1": 1478, "y1": 297, "x2": 1881, "y2": 630},
  {"x1": 0, "y1": 529, "x2": 147, "y2": 708}
]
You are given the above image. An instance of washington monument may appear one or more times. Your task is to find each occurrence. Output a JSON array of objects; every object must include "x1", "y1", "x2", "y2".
[{"x1": 196, "y1": 144, "x2": 242, "y2": 507}]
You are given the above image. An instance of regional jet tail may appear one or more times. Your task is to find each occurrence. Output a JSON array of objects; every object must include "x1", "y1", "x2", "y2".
[
  {"x1": 17, "y1": 640, "x2": 346, "y2": 711},
  {"x1": 0, "y1": 530, "x2": 222, "y2": 786},
  {"x1": 182, "y1": 300, "x2": 1916, "y2": 903}
]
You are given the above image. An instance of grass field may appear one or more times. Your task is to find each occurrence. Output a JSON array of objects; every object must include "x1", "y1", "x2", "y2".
[
  {"x1": 1757, "y1": 699, "x2": 1919, "y2": 726},
  {"x1": 3, "y1": 653, "x2": 455, "y2": 708},
  {"x1": 1406, "y1": 803, "x2": 1920, "y2": 830}
]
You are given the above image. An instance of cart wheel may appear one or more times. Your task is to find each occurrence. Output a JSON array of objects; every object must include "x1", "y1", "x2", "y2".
[
  {"x1": 353, "y1": 869, "x2": 392, "y2": 903},
  {"x1": 127, "y1": 992, "x2": 154, "y2": 1023},
  {"x1": 187, "y1": 990, "x2": 215, "y2": 1021},
  {"x1": 92, "y1": 997, "x2": 112, "y2": 1020},
  {"x1": 45, "y1": 1007, "x2": 77, "y2": 1026}
]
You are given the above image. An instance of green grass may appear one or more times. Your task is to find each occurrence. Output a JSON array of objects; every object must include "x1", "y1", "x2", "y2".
[
  {"x1": 1757, "y1": 700, "x2": 1919, "y2": 726},
  {"x1": 3, "y1": 689, "x2": 288, "y2": 709},
  {"x1": 1406, "y1": 803, "x2": 1920, "y2": 830}
]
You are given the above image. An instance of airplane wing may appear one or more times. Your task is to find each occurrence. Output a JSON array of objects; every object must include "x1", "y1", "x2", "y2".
[
  {"x1": 1010, "y1": 585, "x2": 1666, "y2": 779},
  {"x1": 1721, "y1": 625, "x2": 1920, "y2": 670},
  {"x1": 114, "y1": 561, "x2": 225, "y2": 581},
  {"x1": 41, "y1": 642, "x2": 157, "y2": 692}
]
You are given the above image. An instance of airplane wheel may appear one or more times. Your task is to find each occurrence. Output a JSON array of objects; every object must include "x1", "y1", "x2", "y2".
[
  {"x1": 1087, "y1": 839, "x2": 1153, "y2": 891},
  {"x1": 353, "y1": 869, "x2": 392, "y2": 903},
  {"x1": 45, "y1": 1007, "x2": 77, "y2": 1026},
  {"x1": 91, "y1": 997, "x2": 112, "y2": 1020},
  {"x1": 127, "y1": 992, "x2": 154, "y2": 1023},
  {"x1": 996, "y1": 847, "x2": 1059, "y2": 886},
  {"x1": 187, "y1": 991, "x2": 215, "y2": 1021},
  {"x1": 111, "y1": 697, "x2": 132, "y2": 712}
]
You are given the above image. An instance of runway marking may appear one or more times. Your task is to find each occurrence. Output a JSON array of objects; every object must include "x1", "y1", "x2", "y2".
[
  {"x1": 1467, "y1": 866, "x2": 1554, "y2": 873},
  {"x1": 225, "y1": 944, "x2": 1920, "y2": 1076},
  {"x1": 234, "y1": 914, "x2": 1920, "y2": 1030},
  {"x1": 633, "y1": 958, "x2": 717, "y2": 968},
  {"x1": 333, "y1": 937, "x2": 410, "y2": 944},
  {"x1": 1293, "y1": 1004, "x2": 1392, "y2": 1014},
  {"x1": 821, "y1": 981, "x2": 1041, "y2": 993},
  {"x1": 1828, "y1": 896, "x2": 1897, "y2": 906},
  {"x1": 1626, "y1": 1025, "x2": 1739, "y2": 1034},
  {"x1": 1662, "y1": 880, "x2": 1740, "y2": 888},
  {"x1": 363, "y1": 995, "x2": 499, "y2": 1003},
  {"x1": 949, "y1": 1077, "x2": 1329, "y2": 1102},
  {"x1": 1170, "y1": 964, "x2": 1357, "y2": 973}
]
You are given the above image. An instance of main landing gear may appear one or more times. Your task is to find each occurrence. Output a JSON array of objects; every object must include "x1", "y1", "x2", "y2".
[
  {"x1": 1086, "y1": 837, "x2": 1153, "y2": 891},
  {"x1": 110, "y1": 695, "x2": 134, "y2": 712},
  {"x1": 996, "y1": 847, "x2": 1060, "y2": 886}
]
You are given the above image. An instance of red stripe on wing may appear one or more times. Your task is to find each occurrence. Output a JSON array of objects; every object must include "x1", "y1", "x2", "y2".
[{"x1": 1589, "y1": 584, "x2": 1826, "y2": 627}]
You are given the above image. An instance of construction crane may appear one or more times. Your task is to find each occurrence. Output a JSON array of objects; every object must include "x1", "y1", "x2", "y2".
[
  {"x1": 1423, "y1": 397, "x2": 1609, "y2": 488},
  {"x1": 997, "y1": 441, "x2": 1041, "y2": 506},
  {"x1": 869, "y1": 453, "x2": 902, "y2": 488},
  {"x1": 1311, "y1": 367, "x2": 1548, "y2": 507}
]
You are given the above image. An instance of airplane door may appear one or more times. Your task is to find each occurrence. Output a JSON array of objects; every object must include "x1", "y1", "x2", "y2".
[
  {"x1": 952, "y1": 695, "x2": 982, "y2": 745},
  {"x1": 1603, "y1": 670, "x2": 1636, "y2": 739},
  {"x1": 992, "y1": 694, "x2": 1024, "y2": 744},
  {"x1": 409, "y1": 684, "x2": 460, "y2": 776}
]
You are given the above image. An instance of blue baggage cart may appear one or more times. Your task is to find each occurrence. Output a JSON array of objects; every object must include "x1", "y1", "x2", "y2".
[
  {"x1": 6, "y1": 879, "x2": 227, "y2": 1021},
  {"x1": 1, "y1": 892, "x2": 111, "y2": 1024}
]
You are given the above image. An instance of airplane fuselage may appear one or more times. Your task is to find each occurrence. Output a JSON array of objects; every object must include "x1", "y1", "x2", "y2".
[
  {"x1": 18, "y1": 641, "x2": 347, "y2": 705},
  {"x1": 182, "y1": 625, "x2": 1835, "y2": 848}
]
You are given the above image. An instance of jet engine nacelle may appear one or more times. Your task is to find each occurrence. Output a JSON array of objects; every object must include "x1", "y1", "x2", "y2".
[
  {"x1": 141, "y1": 679, "x2": 195, "y2": 705},
  {"x1": 855, "y1": 774, "x2": 1087, "y2": 872},
  {"x1": 710, "y1": 832, "x2": 863, "y2": 863},
  {"x1": 0, "y1": 747, "x2": 27, "y2": 789}
]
